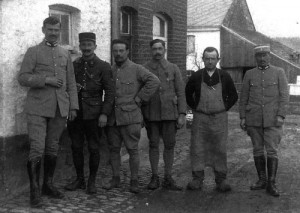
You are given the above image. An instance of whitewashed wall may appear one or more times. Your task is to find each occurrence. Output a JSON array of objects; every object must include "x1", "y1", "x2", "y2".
[
  {"x1": 0, "y1": 0, "x2": 111, "y2": 137},
  {"x1": 186, "y1": 29, "x2": 221, "y2": 71}
]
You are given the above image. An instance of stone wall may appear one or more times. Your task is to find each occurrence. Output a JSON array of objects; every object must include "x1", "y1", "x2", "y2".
[{"x1": 0, "y1": 0, "x2": 111, "y2": 137}]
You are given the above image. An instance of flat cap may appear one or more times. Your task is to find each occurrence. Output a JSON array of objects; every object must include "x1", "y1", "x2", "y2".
[
  {"x1": 254, "y1": 45, "x2": 270, "y2": 54},
  {"x1": 79, "y1": 32, "x2": 96, "y2": 42}
]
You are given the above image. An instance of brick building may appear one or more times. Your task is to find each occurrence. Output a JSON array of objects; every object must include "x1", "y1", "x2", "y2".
[{"x1": 0, "y1": 0, "x2": 187, "y2": 202}]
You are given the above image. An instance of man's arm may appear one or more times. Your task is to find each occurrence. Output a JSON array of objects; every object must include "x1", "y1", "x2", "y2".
[
  {"x1": 101, "y1": 63, "x2": 116, "y2": 116},
  {"x1": 185, "y1": 72, "x2": 197, "y2": 109},
  {"x1": 66, "y1": 52, "x2": 79, "y2": 112},
  {"x1": 277, "y1": 68, "x2": 289, "y2": 118},
  {"x1": 224, "y1": 71, "x2": 238, "y2": 110},
  {"x1": 136, "y1": 65, "x2": 160, "y2": 102}
]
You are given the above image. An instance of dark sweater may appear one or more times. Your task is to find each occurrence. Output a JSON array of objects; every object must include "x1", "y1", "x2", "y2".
[{"x1": 185, "y1": 68, "x2": 238, "y2": 111}]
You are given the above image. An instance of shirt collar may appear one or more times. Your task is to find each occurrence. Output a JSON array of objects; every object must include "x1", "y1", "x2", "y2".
[
  {"x1": 45, "y1": 39, "x2": 58, "y2": 47},
  {"x1": 258, "y1": 65, "x2": 270, "y2": 70}
]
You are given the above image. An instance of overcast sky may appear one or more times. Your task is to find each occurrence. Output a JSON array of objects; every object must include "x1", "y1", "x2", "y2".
[{"x1": 247, "y1": 0, "x2": 300, "y2": 37}]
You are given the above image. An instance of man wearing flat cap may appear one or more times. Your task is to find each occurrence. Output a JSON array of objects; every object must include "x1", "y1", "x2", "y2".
[
  {"x1": 239, "y1": 45, "x2": 289, "y2": 197},
  {"x1": 64, "y1": 32, "x2": 115, "y2": 194}
]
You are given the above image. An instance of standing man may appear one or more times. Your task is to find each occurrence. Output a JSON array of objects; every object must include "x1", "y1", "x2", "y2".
[
  {"x1": 239, "y1": 45, "x2": 289, "y2": 197},
  {"x1": 185, "y1": 47, "x2": 238, "y2": 192},
  {"x1": 103, "y1": 39, "x2": 160, "y2": 193},
  {"x1": 64, "y1": 33, "x2": 115, "y2": 194},
  {"x1": 142, "y1": 39, "x2": 186, "y2": 190},
  {"x1": 18, "y1": 16, "x2": 78, "y2": 206}
]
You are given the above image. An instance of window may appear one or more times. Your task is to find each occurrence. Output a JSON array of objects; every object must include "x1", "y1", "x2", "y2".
[
  {"x1": 120, "y1": 10, "x2": 131, "y2": 34},
  {"x1": 50, "y1": 9, "x2": 71, "y2": 45},
  {"x1": 153, "y1": 14, "x2": 168, "y2": 57},
  {"x1": 187, "y1": 35, "x2": 195, "y2": 54}
]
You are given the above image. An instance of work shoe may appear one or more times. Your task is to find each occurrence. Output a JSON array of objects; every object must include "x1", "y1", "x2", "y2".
[
  {"x1": 216, "y1": 180, "x2": 231, "y2": 192},
  {"x1": 250, "y1": 156, "x2": 267, "y2": 190},
  {"x1": 162, "y1": 175, "x2": 183, "y2": 191},
  {"x1": 147, "y1": 175, "x2": 160, "y2": 190},
  {"x1": 103, "y1": 176, "x2": 121, "y2": 190},
  {"x1": 187, "y1": 171, "x2": 204, "y2": 190},
  {"x1": 129, "y1": 179, "x2": 140, "y2": 194},
  {"x1": 86, "y1": 176, "x2": 97, "y2": 194},
  {"x1": 64, "y1": 177, "x2": 86, "y2": 191}
]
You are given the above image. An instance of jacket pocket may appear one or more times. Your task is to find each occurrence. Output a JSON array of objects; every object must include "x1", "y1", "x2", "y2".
[
  {"x1": 119, "y1": 104, "x2": 142, "y2": 124},
  {"x1": 120, "y1": 81, "x2": 135, "y2": 94},
  {"x1": 264, "y1": 81, "x2": 279, "y2": 97}
]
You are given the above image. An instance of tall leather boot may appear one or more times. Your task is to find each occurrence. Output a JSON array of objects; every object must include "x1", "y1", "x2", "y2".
[
  {"x1": 42, "y1": 155, "x2": 64, "y2": 199},
  {"x1": 266, "y1": 157, "x2": 280, "y2": 197},
  {"x1": 86, "y1": 151, "x2": 100, "y2": 194},
  {"x1": 27, "y1": 157, "x2": 42, "y2": 207},
  {"x1": 187, "y1": 171, "x2": 204, "y2": 190},
  {"x1": 215, "y1": 171, "x2": 231, "y2": 192},
  {"x1": 250, "y1": 156, "x2": 267, "y2": 190}
]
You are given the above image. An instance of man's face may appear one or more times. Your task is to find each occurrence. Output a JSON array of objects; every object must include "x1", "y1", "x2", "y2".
[
  {"x1": 203, "y1": 50, "x2": 219, "y2": 71},
  {"x1": 151, "y1": 42, "x2": 165, "y2": 60},
  {"x1": 79, "y1": 40, "x2": 96, "y2": 58},
  {"x1": 112, "y1": 43, "x2": 129, "y2": 64},
  {"x1": 42, "y1": 23, "x2": 61, "y2": 43},
  {"x1": 255, "y1": 52, "x2": 271, "y2": 67}
]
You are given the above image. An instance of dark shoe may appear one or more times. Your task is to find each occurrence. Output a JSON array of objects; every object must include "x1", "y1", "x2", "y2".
[
  {"x1": 216, "y1": 180, "x2": 231, "y2": 192},
  {"x1": 266, "y1": 157, "x2": 280, "y2": 197},
  {"x1": 42, "y1": 155, "x2": 64, "y2": 199},
  {"x1": 187, "y1": 171, "x2": 204, "y2": 190},
  {"x1": 129, "y1": 179, "x2": 140, "y2": 194},
  {"x1": 64, "y1": 177, "x2": 86, "y2": 191},
  {"x1": 147, "y1": 175, "x2": 160, "y2": 190},
  {"x1": 103, "y1": 176, "x2": 121, "y2": 190},
  {"x1": 215, "y1": 171, "x2": 231, "y2": 192},
  {"x1": 27, "y1": 157, "x2": 42, "y2": 207},
  {"x1": 250, "y1": 156, "x2": 267, "y2": 190},
  {"x1": 162, "y1": 175, "x2": 182, "y2": 191},
  {"x1": 86, "y1": 176, "x2": 97, "y2": 194}
]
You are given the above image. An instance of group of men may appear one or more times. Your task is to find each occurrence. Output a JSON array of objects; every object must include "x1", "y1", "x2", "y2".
[{"x1": 19, "y1": 16, "x2": 288, "y2": 207}]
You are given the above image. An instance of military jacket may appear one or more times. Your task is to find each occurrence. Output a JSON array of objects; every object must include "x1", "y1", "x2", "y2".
[
  {"x1": 73, "y1": 54, "x2": 115, "y2": 120},
  {"x1": 18, "y1": 41, "x2": 78, "y2": 117},
  {"x1": 107, "y1": 59, "x2": 160, "y2": 126},
  {"x1": 142, "y1": 59, "x2": 186, "y2": 121},
  {"x1": 239, "y1": 65, "x2": 289, "y2": 127}
]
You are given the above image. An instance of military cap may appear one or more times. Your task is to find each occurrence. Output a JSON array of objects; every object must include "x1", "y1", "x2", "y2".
[
  {"x1": 254, "y1": 45, "x2": 270, "y2": 54},
  {"x1": 79, "y1": 32, "x2": 96, "y2": 42}
]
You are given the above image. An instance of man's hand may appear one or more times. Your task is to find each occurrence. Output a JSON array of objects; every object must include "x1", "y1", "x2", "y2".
[
  {"x1": 68, "y1": 110, "x2": 77, "y2": 121},
  {"x1": 276, "y1": 116, "x2": 284, "y2": 126},
  {"x1": 240, "y1": 118, "x2": 246, "y2": 131},
  {"x1": 45, "y1": 76, "x2": 63, "y2": 88},
  {"x1": 98, "y1": 114, "x2": 107, "y2": 127},
  {"x1": 177, "y1": 114, "x2": 186, "y2": 129},
  {"x1": 76, "y1": 83, "x2": 83, "y2": 92},
  {"x1": 134, "y1": 96, "x2": 142, "y2": 107}
]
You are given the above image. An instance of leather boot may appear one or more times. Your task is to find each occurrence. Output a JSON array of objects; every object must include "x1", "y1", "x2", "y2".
[
  {"x1": 86, "y1": 151, "x2": 100, "y2": 194},
  {"x1": 266, "y1": 157, "x2": 280, "y2": 197},
  {"x1": 64, "y1": 151, "x2": 86, "y2": 191},
  {"x1": 215, "y1": 171, "x2": 231, "y2": 192},
  {"x1": 103, "y1": 176, "x2": 121, "y2": 190},
  {"x1": 129, "y1": 179, "x2": 140, "y2": 194},
  {"x1": 250, "y1": 156, "x2": 267, "y2": 190},
  {"x1": 27, "y1": 157, "x2": 42, "y2": 207},
  {"x1": 187, "y1": 171, "x2": 204, "y2": 190},
  {"x1": 42, "y1": 155, "x2": 64, "y2": 199},
  {"x1": 147, "y1": 174, "x2": 160, "y2": 190}
]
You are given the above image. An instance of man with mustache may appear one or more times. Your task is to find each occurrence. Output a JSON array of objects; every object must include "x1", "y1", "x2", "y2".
[
  {"x1": 64, "y1": 32, "x2": 115, "y2": 194},
  {"x1": 185, "y1": 47, "x2": 238, "y2": 192},
  {"x1": 18, "y1": 16, "x2": 78, "y2": 206},
  {"x1": 239, "y1": 45, "x2": 289, "y2": 197},
  {"x1": 142, "y1": 39, "x2": 186, "y2": 190},
  {"x1": 103, "y1": 39, "x2": 160, "y2": 193}
]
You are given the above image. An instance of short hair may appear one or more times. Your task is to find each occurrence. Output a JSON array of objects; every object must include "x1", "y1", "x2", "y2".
[
  {"x1": 150, "y1": 39, "x2": 165, "y2": 48},
  {"x1": 112, "y1": 39, "x2": 129, "y2": 50},
  {"x1": 202, "y1": 47, "x2": 220, "y2": 59},
  {"x1": 43, "y1": 16, "x2": 61, "y2": 27}
]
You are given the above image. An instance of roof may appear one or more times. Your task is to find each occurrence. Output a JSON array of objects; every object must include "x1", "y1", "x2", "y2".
[
  {"x1": 188, "y1": 0, "x2": 233, "y2": 28},
  {"x1": 222, "y1": 26, "x2": 300, "y2": 68}
]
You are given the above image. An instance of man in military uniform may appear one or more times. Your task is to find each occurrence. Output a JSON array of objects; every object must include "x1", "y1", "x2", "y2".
[
  {"x1": 142, "y1": 39, "x2": 186, "y2": 190},
  {"x1": 239, "y1": 45, "x2": 289, "y2": 197},
  {"x1": 103, "y1": 39, "x2": 160, "y2": 193},
  {"x1": 64, "y1": 32, "x2": 115, "y2": 194},
  {"x1": 18, "y1": 16, "x2": 78, "y2": 206}
]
